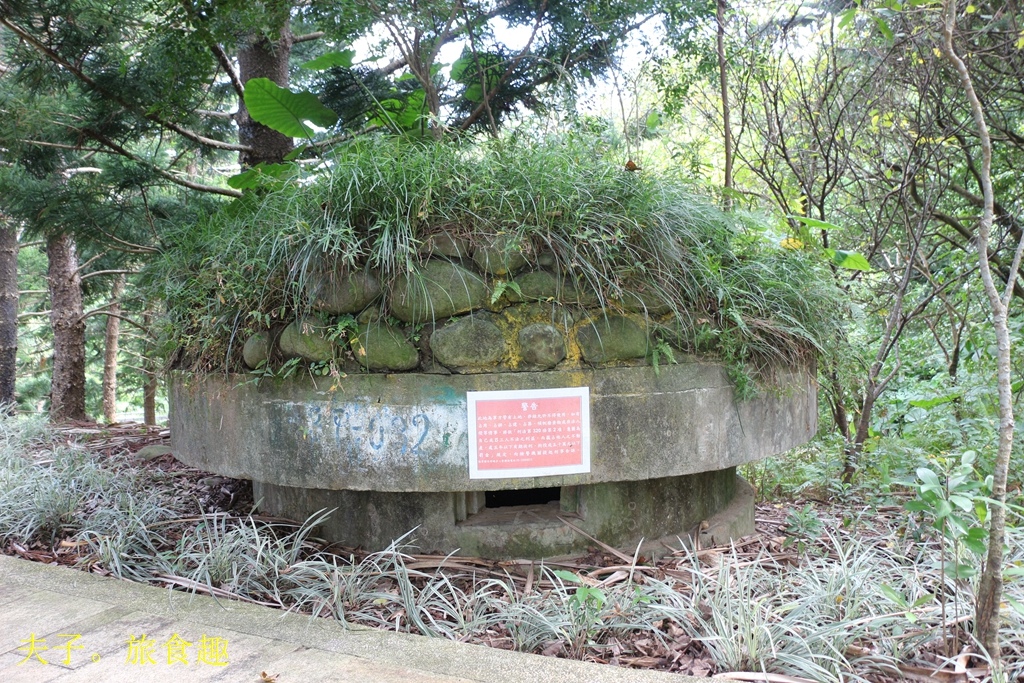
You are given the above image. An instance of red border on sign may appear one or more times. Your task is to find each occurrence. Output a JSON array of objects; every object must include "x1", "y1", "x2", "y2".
[{"x1": 467, "y1": 387, "x2": 590, "y2": 479}]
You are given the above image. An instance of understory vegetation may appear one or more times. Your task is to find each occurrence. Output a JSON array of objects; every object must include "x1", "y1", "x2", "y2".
[
  {"x1": 151, "y1": 135, "x2": 843, "y2": 383},
  {"x1": 2, "y1": 415, "x2": 1022, "y2": 682}
]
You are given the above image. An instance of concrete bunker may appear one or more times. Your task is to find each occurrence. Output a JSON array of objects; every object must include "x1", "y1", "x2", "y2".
[
  {"x1": 166, "y1": 140, "x2": 828, "y2": 559},
  {"x1": 172, "y1": 362, "x2": 815, "y2": 558}
]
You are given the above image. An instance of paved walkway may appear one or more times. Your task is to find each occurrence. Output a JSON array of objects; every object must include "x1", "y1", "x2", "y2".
[{"x1": 0, "y1": 555, "x2": 696, "y2": 682}]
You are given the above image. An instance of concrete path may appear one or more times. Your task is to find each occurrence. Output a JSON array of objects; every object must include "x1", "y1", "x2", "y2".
[{"x1": 0, "y1": 555, "x2": 697, "y2": 682}]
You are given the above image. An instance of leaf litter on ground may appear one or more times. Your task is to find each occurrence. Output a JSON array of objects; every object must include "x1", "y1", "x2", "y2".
[{"x1": 1, "y1": 418, "x2": 1021, "y2": 683}]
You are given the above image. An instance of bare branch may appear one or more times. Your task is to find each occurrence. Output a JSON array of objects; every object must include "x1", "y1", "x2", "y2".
[
  {"x1": 293, "y1": 32, "x2": 325, "y2": 44},
  {"x1": 81, "y1": 269, "x2": 138, "y2": 281},
  {"x1": 83, "y1": 129, "x2": 242, "y2": 198},
  {"x1": 79, "y1": 310, "x2": 156, "y2": 338}
]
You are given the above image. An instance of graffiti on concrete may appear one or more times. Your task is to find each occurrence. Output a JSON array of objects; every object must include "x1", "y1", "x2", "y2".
[{"x1": 272, "y1": 399, "x2": 468, "y2": 468}]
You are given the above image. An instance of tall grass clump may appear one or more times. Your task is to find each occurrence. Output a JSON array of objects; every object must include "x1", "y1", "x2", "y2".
[
  {"x1": 150, "y1": 134, "x2": 843, "y2": 381},
  {"x1": 0, "y1": 415, "x2": 184, "y2": 577}
]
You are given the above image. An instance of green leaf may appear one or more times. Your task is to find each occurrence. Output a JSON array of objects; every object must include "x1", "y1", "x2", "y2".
[
  {"x1": 949, "y1": 494, "x2": 973, "y2": 512},
  {"x1": 552, "y1": 569, "x2": 581, "y2": 584},
  {"x1": 908, "y1": 392, "x2": 961, "y2": 409},
  {"x1": 879, "y1": 584, "x2": 907, "y2": 606},
  {"x1": 226, "y1": 162, "x2": 293, "y2": 189},
  {"x1": 838, "y1": 7, "x2": 857, "y2": 28},
  {"x1": 645, "y1": 110, "x2": 663, "y2": 133},
  {"x1": 975, "y1": 498, "x2": 989, "y2": 524},
  {"x1": 787, "y1": 215, "x2": 842, "y2": 232},
  {"x1": 369, "y1": 90, "x2": 427, "y2": 134},
  {"x1": 243, "y1": 78, "x2": 338, "y2": 138},
  {"x1": 284, "y1": 144, "x2": 307, "y2": 162},
  {"x1": 301, "y1": 50, "x2": 355, "y2": 71},
  {"x1": 916, "y1": 467, "x2": 941, "y2": 489},
  {"x1": 963, "y1": 527, "x2": 988, "y2": 555},
  {"x1": 872, "y1": 14, "x2": 895, "y2": 41},
  {"x1": 825, "y1": 248, "x2": 872, "y2": 271},
  {"x1": 942, "y1": 561, "x2": 976, "y2": 579},
  {"x1": 911, "y1": 594, "x2": 934, "y2": 608}
]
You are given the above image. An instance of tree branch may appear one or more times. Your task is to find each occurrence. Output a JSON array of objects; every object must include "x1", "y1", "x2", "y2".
[
  {"x1": 0, "y1": 17, "x2": 251, "y2": 153},
  {"x1": 82, "y1": 129, "x2": 242, "y2": 198},
  {"x1": 293, "y1": 31, "x2": 325, "y2": 44}
]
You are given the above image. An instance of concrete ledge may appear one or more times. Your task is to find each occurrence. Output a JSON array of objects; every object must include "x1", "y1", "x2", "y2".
[{"x1": 170, "y1": 361, "x2": 816, "y2": 493}]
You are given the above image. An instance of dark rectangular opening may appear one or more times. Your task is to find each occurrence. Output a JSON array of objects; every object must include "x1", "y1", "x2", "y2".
[{"x1": 485, "y1": 486, "x2": 560, "y2": 508}]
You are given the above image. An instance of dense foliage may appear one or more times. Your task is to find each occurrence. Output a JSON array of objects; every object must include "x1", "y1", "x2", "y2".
[{"x1": 150, "y1": 134, "x2": 843, "y2": 383}]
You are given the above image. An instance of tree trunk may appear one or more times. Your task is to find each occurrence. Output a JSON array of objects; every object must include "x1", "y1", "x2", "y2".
[
  {"x1": 236, "y1": 27, "x2": 294, "y2": 168},
  {"x1": 142, "y1": 310, "x2": 156, "y2": 426},
  {"x1": 143, "y1": 371, "x2": 156, "y2": 426},
  {"x1": 940, "y1": 1, "x2": 1016, "y2": 664},
  {"x1": 101, "y1": 275, "x2": 124, "y2": 424},
  {"x1": 716, "y1": 0, "x2": 733, "y2": 204},
  {"x1": 47, "y1": 232, "x2": 87, "y2": 422},
  {"x1": 0, "y1": 217, "x2": 18, "y2": 410}
]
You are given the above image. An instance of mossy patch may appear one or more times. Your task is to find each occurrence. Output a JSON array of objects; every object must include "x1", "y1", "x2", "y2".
[
  {"x1": 431, "y1": 315, "x2": 506, "y2": 370},
  {"x1": 576, "y1": 315, "x2": 649, "y2": 363},
  {"x1": 351, "y1": 323, "x2": 419, "y2": 371},
  {"x1": 279, "y1": 319, "x2": 335, "y2": 362},
  {"x1": 390, "y1": 260, "x2": 488, "y2": 323}
]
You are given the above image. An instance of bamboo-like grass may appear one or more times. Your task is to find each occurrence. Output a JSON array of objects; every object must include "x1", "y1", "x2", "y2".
[
  {"x1": 2, "y1": 416, "x2": 1021, "y2": 682},
  {"x1": 151, "y1": 134, "x2": 843, "y2": 386}
]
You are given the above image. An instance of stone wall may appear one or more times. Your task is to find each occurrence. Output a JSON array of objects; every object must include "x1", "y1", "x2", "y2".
[{"x1": 242, "y1": 243, "x2": 676, "y2": 375}]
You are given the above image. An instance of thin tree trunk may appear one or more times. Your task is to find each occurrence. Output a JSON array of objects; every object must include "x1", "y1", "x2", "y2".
[
  {"x1": 47, "y1": 232, "x2": 87, "y2": 422},
  {"x1": 716, "y1": 0, "x2": 733, "y2": 204},
  {"x1": 143, "y1": 310, "x2": 156, "y2": 426},
  {"x1": 941, "y1": 1, "x2": 1017, "y2": 664},
  {"x1": 143, "y1": 371, "x2": 156, "y2": 426},
  {"x1": 0, "y1": 217, "x2": 18, "y2": 410},
  {"x1": 236, "y1": 27, "x2": 294, "y2": 168},
  {"x1": 101, "y1": 275, "x2": 124, "y2": 424}
]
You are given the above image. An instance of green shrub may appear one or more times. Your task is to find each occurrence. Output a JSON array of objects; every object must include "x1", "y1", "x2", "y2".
[{"x1": 149, "y1": 134, "x2": 843, "y2": 381}]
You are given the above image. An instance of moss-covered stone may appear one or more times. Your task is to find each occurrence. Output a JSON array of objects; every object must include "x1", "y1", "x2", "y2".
[
  {"x1": 242, "y1": 331, "x2": 270, "y2": 369},
  {"x1": 472, "y1": 235, "x2": 528, "y2": 275},
  {"x1": 518, "y1": 323, "x2": 566, "y2": 368},
  {"x1": 309, "y1": 270, "x2": 381, "y2": 314},
  {"x1": 562, "y1": 280, "x2": 602, "y2": 307},
  {"x1": 432, "y1": 315, "x2": 506, "y2": 369},
  {"x1": 279, "y1": 319, "x2": 335, "y2": 362},
  {"x1": 576, "y1": 315, "x2": 649, "y2": 363},
  {"x1": 515, "y1": 302, "x2": 580, "y2": 329},
  {"x1": 509, "y1": 271, "x2": 560, "y2": 302},
  {"x1": 351, "y1": 323, "x2": 419, "y2": 371},
  {"x1": 618, "y1": 289, "x2": 674, "y2": 316},
  {"x1": 390, "y1": 260, "x2": 488, "y2": 323},
  {"x1": 420, "y1": 231, "x2": 470, "y2": 259}
]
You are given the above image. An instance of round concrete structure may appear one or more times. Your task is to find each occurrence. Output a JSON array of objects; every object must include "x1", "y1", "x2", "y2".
[{"x1": 170, "y1": 360, "x2": 816, "y2": 557}]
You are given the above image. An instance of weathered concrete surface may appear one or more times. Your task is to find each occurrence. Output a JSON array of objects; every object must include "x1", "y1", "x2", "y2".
[
  {"x1": 254, "y1": 469, "x2": 740, "y2": 558},
  {"x1": 170, "y1": 360, "x2": 816, "y2": 493},
  {"x1": 0, "y1": 554, "x2": 695, "y2": 683}
]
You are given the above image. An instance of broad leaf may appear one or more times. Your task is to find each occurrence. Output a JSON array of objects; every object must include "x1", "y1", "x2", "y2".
[
  {"x1": 916, "y1": 467, "x2": 941, "y2": 489},
  {"x1": 552, "y1": 569, "x2": 581, "y2": 583},
  {"x1": 227, "y1": 162, "x2": 293, "y2": 189},
  {"x1": 301, "y1": 50, "x2": 355, "y2": 71},
  {"x1": 908, "y1": 392, "x2": 961, "y2": 409},
  {"x1": 243, "y1": 78, "x2": 338, "y2": 138},
  {"x1": 825, "y1": 248, "x2": 872, "y2": 271},
  {"x1": 787, "y1": 215, "x2": 842, "y2": 232}
]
